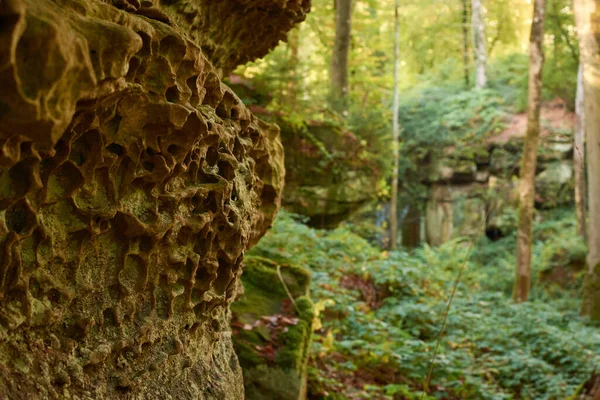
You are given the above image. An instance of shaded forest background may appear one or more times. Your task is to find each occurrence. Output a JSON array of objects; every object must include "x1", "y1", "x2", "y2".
[{"x1": 226, "y1": 0, "x2": 600, "y2": 399}]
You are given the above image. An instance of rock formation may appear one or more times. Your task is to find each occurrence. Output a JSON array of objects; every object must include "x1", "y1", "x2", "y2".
[
  {"x1": 226, "y1": 76, "x2": 382, "y2": 229},
  {"x1": 231, "y1": 256, "x2": 313, "y2": 400},
  {"x1": 420, "y1": 134, "x2": 575, "y2": 246},
  {"x1": 0, "y1": 0, "x2": 308, "y2": 397},
  {"x1": 278, "y1": 119, "x2": 379, "y2": 229}
]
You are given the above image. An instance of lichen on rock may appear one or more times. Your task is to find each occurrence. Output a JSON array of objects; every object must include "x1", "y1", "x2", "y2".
[{"x1": 0, "y1": 0, "x2": 299, "y2": 397}]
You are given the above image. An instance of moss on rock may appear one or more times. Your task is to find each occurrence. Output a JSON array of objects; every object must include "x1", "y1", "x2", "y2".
[
  {"x1": 276, "y1": 118, "x2": 382, "y2": 228},
  {"x1": 232, "y1": 256, "x2": 314, "y2": 400},
  {"x1": 535, "y1": 161, "x2": 574, "y2": 209}
]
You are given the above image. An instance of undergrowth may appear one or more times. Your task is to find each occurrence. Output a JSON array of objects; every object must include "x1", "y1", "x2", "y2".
[{"x1": 248, "y1": 210, "x2": 600, "y2": 399}]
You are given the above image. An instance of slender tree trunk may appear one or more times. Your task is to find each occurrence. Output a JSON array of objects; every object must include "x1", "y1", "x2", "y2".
[
  {"x1": 462, "y1": 0, "x2": 471, "y2": 87},
  {"x1": 401, "y1": 204, "x2": 421, "y2": 248},
  {"x1": 331, "y1": 0, "x2": 352, "y2": 116},
  {"x1": 574, "y1": 64, "x2": 588, "y2": 241},
  {"x1": 471, "y1": 0, "x2": 487, "y2": 88},
  {"x1": 575, "y1": 0, "x2": 600, "y2": 320},
  {"x1": 515, "y1": 0, "x2": 546, "y2": 303},
  {"x1": 390, "y1": 0, "x2": 401, "y2": 250},
  {"x1": 287, "y1": 28, "x2": 300, "y2": 112}
]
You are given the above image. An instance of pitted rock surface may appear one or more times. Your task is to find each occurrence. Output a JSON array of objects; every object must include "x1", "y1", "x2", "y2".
[
  {"x1": 109, "y1": 0, "x2": 312, "y2": 76},
  {"x1": 0, "y1": 0, "x2": 287, "y2": 398}
]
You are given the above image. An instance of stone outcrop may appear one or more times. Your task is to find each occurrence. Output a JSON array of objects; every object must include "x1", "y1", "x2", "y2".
[
  {"x1": 418, "y1": 133, "x2": 575, "y2": 245},
  {"x1": 231, "y1": 256, "x2": 313, "y2": 400},
  {"x1": 0, "y1": 0, "x2": 307, "y2": 397},
  {"x1": 117, "y1": 0, "x2": 311, "y2": 76},
  {"x1": 278, "y1": 119, "x2": 379, "y2": 228},
  {"x1": 226, "y1": 76, "x2": 382, "y2": 229}
]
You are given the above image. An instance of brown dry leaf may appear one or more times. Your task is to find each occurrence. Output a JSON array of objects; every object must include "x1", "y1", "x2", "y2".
[{"x1": 280, "y1": 317, "x2": 299, "y2": 325}]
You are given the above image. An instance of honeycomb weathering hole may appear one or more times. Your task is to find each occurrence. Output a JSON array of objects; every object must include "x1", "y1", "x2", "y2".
[
  {"x1": 107, "y1": 143, "x2": 125, "y2": 156},
  {"x1": 165, "y1": 86, "x2": 179, "y2": 103},
  {"x1": 205, "y1": 146, "x2": 218, "y2": 166},
  {"x1": 5, "y1": 200, "x2": 36, "y2": 234}
]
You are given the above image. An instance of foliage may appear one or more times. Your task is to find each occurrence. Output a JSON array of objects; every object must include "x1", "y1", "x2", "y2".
[
  {"x1": 232, "y1": 0, "x2": 580, "y2": 214},
  {"x1": 249, "y1": 210, "x2": 599, "y2": 399},
  {"x1": 232, "y1": 0, "x2": 587, "y2": 398},
  {"x1": 397, "y1": 86, "x2": 506, "y2": 147}
]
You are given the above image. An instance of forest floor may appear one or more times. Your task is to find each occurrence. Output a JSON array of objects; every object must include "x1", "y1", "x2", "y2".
[
  {"x1": 248, "y1": 209, "x2": 600, "y2": 400},
  {"x1": 488, "y1": 98, "x2": 575, "y2": 144}
]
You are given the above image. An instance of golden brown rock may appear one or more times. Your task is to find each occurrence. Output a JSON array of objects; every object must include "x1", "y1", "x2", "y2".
[
  {"x1": 0, "y1": 0, "x2": 290, "y2": 397},
  {"x1": 108, "y1": 0, "x2": 312, "y2": 76}
]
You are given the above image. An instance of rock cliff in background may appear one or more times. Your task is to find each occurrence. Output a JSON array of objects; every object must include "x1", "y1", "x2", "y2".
[
  {"x1": 278, "y1": 119, "x2": 379, "y2": 229},
  {"x1": 0, "y1": 0, "x2": 308, "y2": 397},
  {"x1": 421, "y1": 133, "x2": 575, "y2": 246},
  {"x1": 226, "y1": 77, "x2": 382, "y2": 230}
]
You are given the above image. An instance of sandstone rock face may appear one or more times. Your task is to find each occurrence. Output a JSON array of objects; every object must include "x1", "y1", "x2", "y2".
[
  {"x1": 159, "y1": 0, "x2": 311, "y2": 75},
  {"x1": 419, "y1": 135, "x2": 575, "y2": 246},
  {"x1": 279, "y1": 120, "x2": 380, "y2": 229},
  {"x1": 0, "y1": 0, "x2": 300, "y2": 397}
]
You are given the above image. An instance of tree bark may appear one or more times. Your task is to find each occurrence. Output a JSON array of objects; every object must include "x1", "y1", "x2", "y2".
[
  {"x1": 462, "y1": 0, "x2": 471, "y2": 87},
  {"x1": 402, "y1": 204, "x2": 421, "y2": 248},
  {"x1": 287, "y1": 28, "x2": 300, "y2": 112},
  {"x1": 331, "y1": 0, "x2": 352, "y2": 116},
  {"x1": 575, "y1": 64, "x2": 588, "y2": 242},
  {"x1": 575, "y1": 0, "x2": 600, "y2": 320},
  {"x1": 390, "y1": 0, "x2": 401, "y2": 250},
  {"x1": 471, "y1": 0, "x2": 487, "y2": 88},
  {"x1": 515, "y1": 0, "x2": 546, "y2": 303}
]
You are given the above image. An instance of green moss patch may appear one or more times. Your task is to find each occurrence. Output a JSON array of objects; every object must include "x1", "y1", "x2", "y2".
[{"x1": 232, "y1": 256, "x2": 314, "y2": 400}]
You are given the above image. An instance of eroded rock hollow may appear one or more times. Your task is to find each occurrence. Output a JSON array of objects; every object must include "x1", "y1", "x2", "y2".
[{"x1": 0, "y1": 0, "x2": 308, "y2": 397}]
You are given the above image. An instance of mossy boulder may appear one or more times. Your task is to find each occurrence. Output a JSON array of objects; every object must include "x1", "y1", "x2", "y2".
[
  {"x1": 424, "y1": 145, "x2": 489, "y2": 184},
  {"x1": 224, "y1": 78, "x2": 382, "y2": 229},
  {"x1": 277, "y1": 118, "x2": 381, "y2": 228},
  {"x1": 535, "y1": 161, "x2": 574, "y2": 209},
  {"x1": 421, "y1": 132, "x2": 577, "y2": 246},
  {"x1": 483, "y1": 176, "x2": 520, "y2": 235},
  {"x1": 537, "y1": 138, "x2": 573, "y2": 162},
  {"x1": 490, "y1": 147, "x2": 520, "y2": 176},
  {"x1": 232, "y1": 256, "x2": 314, "y2": 400}
]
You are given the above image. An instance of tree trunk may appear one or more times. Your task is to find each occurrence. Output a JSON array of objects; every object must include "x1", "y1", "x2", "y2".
[
  {"x1": 575, "y1": 64, "x2": 588, "y2": 241},
  {"x1": 331, "y1": 0, "x2": 352, "y2": 116},
  {"x1": 287, "y1": 28, "x2": 300, "y2": 112},
  {"x1": 462, "y1": 0, "x2": 471, "y2": 87},
  {"x1": 390, "y1": 0, "x2": 401, "y2": 250},
  {"x1": 471, "y1": 0, "x2": 487, "y2": 88},
  {"x1": 515, "y1": 0, "x2": 546, "y2": 303},
  {"x1": 401, "y1": 204, "x2": 421, "y2": 248},
  {"x1": 575, "y1": 0, "x2": 600, "y2": 320}
]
